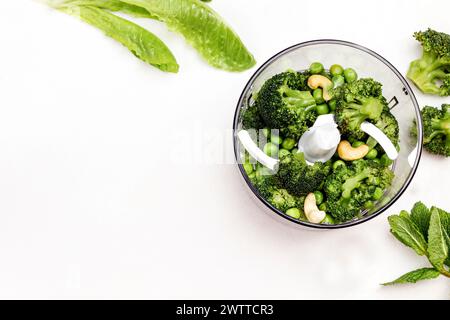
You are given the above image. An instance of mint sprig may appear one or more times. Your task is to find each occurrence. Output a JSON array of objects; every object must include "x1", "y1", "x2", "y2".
[{"x1": 383, "y1": 202, "x2": 450, "y2": 285}]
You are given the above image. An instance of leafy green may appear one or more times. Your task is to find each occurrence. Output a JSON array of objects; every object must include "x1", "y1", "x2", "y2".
[
  {"x1": 410, "y1": 201, "x2": 431, "y2": 240},
  {"x1": 53, "y1": 4, "x2": 179, "y2": 72},
  {"x1": 55, "y1": 0, "x2": 155, "y2": 18},
  {"x1": 384, "y1": 202, "x2": 450, "y2": 286},
  {"x1": 387, "y1": 214, "x2": 428, "y2": 256},
  {"x1": 382, "y1": 267, "x2": 441, "y2": 286},
  {"x1": 120, "y1": 0, "x2": 256, "y2": 71},
  {"x1": 427, "y1": 207, "x2": 449, "y2": 271}
]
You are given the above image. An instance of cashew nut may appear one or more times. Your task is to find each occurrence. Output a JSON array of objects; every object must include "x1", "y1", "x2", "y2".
[
  {"x1": 337, "y1": 140, "x2": 370, "y2": 161},
  {"x1": 307, "y1": 75, "x2": 333, "y2": 101},
  {"x1": 304, "y1": 193, "x2": 326, "y2": 224}
]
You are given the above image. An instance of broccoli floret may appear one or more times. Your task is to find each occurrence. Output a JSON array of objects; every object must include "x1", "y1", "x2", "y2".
[
  {"x1": 333, "y1": 78, "x2": 387, "y2": 139},
  {"x1": 242, "y1": 103, "x2": 264, "y2": 130},
  {"x1": 276, "y1": 152, "x2": 331, "y2": 196},
  {"x1": 407, "y1": 29, "x2": 450, "y2": 96},
  {"x1": 250, "y1": 165, "x2": 304, "y2": 212},
  {"x1": 256, "y1": 71, "x2": 318, "y2": 140},
  {"x1": 366, "y1": 110, "x2": 400, "y2": 151},
  {"x1": 415, "y1": 104, "x2": 450, "y2": 157},
  {"x1": 324, "y1": 160, "x2": 394, "y2": 223}
]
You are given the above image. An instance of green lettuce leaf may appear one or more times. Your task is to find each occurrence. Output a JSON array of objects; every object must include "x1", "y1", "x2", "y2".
[
  {"x1": 428, "y1": 207, "x2": 449, "y2": 271},
  {"x1": 382, "y1": 267, "x2": 441, "y2": 285},
  {"x1": 388, "y1": 215, "x2": 428, "y2": 256},
  {"x1": 120, "y1": 0, "x2": 256, "y2": 71},
  {"x1": 53, "y1": 0, "x2": 155, "y2": 18},
  {"x1": 56, "y1": 5, "x2": 179, "y2": 72}
]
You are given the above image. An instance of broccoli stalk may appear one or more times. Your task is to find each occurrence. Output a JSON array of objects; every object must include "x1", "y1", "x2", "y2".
[
  {"x1": 407, "y1": 29, "x2": 450, "y2": 96},
  {"x1": 341, "y1": 169, "x2": 370, "y2": 199}
]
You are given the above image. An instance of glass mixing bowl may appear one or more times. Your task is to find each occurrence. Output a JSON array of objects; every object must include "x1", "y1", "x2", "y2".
[{"x1": 233, "y1": 40, "x2": 423, "y2": 229}]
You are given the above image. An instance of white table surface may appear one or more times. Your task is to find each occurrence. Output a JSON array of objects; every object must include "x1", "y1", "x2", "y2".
[{"x1": 0, "y1": 0, "x2": 449, "y2": 299}]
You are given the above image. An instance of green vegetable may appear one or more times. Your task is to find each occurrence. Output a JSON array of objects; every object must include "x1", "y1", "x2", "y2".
[
  {"x1": 310, "y1": 62, "x2": 324, "y2": 74},
  {"x1": 313, "y1": 191, "x2": 324, "y2": 205},
  {"x1": 281, "y1": 138, "x2": 296, "y2": 150},
  {"x1": 332, "y1": 160, "x2": 346, "y2": 171},
  {"x1": 52, "y1": 4, "x2": 179, "y2": 72},
  {"x1": 332, "y1": 78, "x2": 387, "y2": 140},
  {"x1": 121, "y1": 0, "x2": 256, "y2": 71},
  {"x1": 316, "y1": 104, "x2": 329, "y2": 115},
  {"x1": 313, "y1": 88, "x2": 325, "y2": 104},
  {"x1": 365, "y1": 148, "x2": 378, "y2": 159},
  {"x1": 330, "y1": 64, "x2": 344, "y2": 76},
  {"x1": 383, "y1": 202, "x2": 450, "y2": 286},
  {"x1": 324, "y1": 159, "x2": 393, "y2": 223},
  {"x1": 243, "y1": 162, "x2": 253, "y2": 175},
  {"x1": 382, "y1": 268, "x2": 441, "y2": 286},
  {"x1": 263, "y1": 142, "x2": 278, "y2": 157},
  {"x1": 328, "y1": 100, "x2": 337, "y2": 111},
  {"x1": 286, "y1": 208, "x2": 301, "y2": 219},
  {"x1": 55, "y1": 0, "x2": 156, "y2": 18},
  {"x1": 255, "y1": 71, "x2": 317, "y2": 140},
  {"x1": 412, "y1": 104, "x2": 450, "y2": 157},
  {"x1": 332, "y1": 75, "x2": 345, "y2": 88},
  {"x1": 277, "y1": 152, "x2": 331, "y2": 197},
  {"x1": 343, "y1": 68, "x2": 358, "y2": 83},
  {"x1": 278, "y1": 148, "x2": 291, "y2": 158},
  {"x1": 271, "y1": 134, "x2": 283, "y2": 145},
  {"x1": 407, "y1": 29, "x2": 450, "y2": 96},
  {"x1": 321, "y1": 214, "x2": 335, "y2": 224}
]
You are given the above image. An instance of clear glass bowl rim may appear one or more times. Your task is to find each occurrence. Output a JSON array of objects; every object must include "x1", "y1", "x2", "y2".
[{"x1": 232, "y1": 39, "x2": 423, "y2": 229}]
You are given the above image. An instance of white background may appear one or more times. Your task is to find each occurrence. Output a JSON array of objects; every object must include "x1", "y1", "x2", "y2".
[{"x1": 0, "y1": 0, "x2": 449, "y2": 299}]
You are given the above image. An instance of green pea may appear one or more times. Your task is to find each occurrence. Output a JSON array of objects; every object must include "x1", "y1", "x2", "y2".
[
  {"x1": 365, "y1": 148, "x2": 378, "y2": 159},
  {"x1": 262, "y1": 128, "x2": 270, "y2": 138},
  {"x1": 373, "y1": 187, "x2": 384, "y2": 201},
  {"x1": 344, "y1": 68, "x2": 358, "y2": 83},
  {"x1": 332, "y1": 75, "x2": 345, "y2": 88},
  {"x1": 328, "y1": 100, "x2": 337, "y2": 111},
  {"x1": 282, "y1": 138, "x2": 296, "y2": 150},
  {"x1": 316, "y1": 104, "x2": 329, "y2": 115},
  {"x1": 278, "y1": 148, "x2": 291, "y2": 158},
  {"x1": 330, "y1": 64, "x2": 344, "y2": 76},
  {"x1": 263, "y1": 142, "x2": 278, "y2": 157},
  {"x1": 313, "y1": 88, "x2": 325, "y2": 104},
  {"x1": 309, "y1": 62, "x2": 324, "y2": 74},
  {"x1": 291, "y1": 148, "x2": 299, "y2": 154},
  {"x1": 313, "y1": 191, "x2": 324, "y2": 205},
  {"x1": 380, "y1": 154, "x2": 393, "y2": 167},
  {"x1": 243, "y1": 162, "x2": 253, "y2": 175},
  {"x1": 352, "y1": 141, "x2": 365, "y2": 148},
  {"x1": 286, "y1": 208, "x2": 301, "y2": 219},
  {"x1": 333, "y1": 160, "x2": 346, "y2": 171},
  {"x1": 321, "y1": 214, "x2": 335, "y2": 224},
  {"x1": 271, "y1": 134, "x2": 283, "y2": 145},
  {"x1": 364, "y1": 201, "x2": 374, "y2": 209},
  {"x1": 319, "y1": 203, "x2": 327, "y2": 211}
]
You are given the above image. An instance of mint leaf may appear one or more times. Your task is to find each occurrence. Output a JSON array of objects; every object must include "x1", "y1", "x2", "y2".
[
  {"x1": 382, "y1": 267, "x2": 441, "y2": 285},
  {"x1": 410, "y1": 202, "x2": 431, "y2": 240},
  {"x1": 388, "y1": 215, "x2": 428, "y2": 256},
  {"x1": 427, "y1": 207, "x2": 449, "y2": 271}
]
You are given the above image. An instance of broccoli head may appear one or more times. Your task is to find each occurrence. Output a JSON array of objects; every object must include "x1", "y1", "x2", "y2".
[
  {"x1": 242, "y1": 103, "x2": 264, "y2": 130},
  {"x1": 333, "y1": 78, "x2": 387, "y2": 139},
  {"x1": 276, "y1": 152, "x2": 331, "y2": 197},
  {"x1": 256, "y1": 71, "x2": 318, "y2": 140},
  {"x1": 417, "y1": 104, "x2": 450, "y2": 157},
  {"x1": 407, "y1": 29, "x2": 450, "y2": 96},
  {"x1": 250, "y1": 165, "x2": 304, "y2": 212},
  {"x1": 324, "y1": 160, "x2": 394, "y2": 223},
  {"x1": 366, "y1": 109, "x2": 400, "y2": 151}
]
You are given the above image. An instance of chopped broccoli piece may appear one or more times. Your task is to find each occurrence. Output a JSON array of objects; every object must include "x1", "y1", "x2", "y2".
[
  {"x1": 256, "y1": 71, "x2": 318, "y2": 140},
  {"x1": 333, "y1": 78, "x2": 387, "y2": 139},
  {"x1": 413, "y1": 104, "x2": 450, "y2": 157},
  {"x1": 407, "y1": 29, "x2": 450, "y2": 96},
  {"x1": 366, "y1": 109, "x2": 400, "y2": 151},
  {"x1": 250, "y1": 165, "x2": 304, "y2": 212},
  {"x1": 276, "y1": 153, "x2": 331, "y2": 197},
  {"x1": 242, "y1": 103, "x2": 264, "y2": 130},
  {"x1": 324, "y1": 160, "x2": 394, "y2": 223}
]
